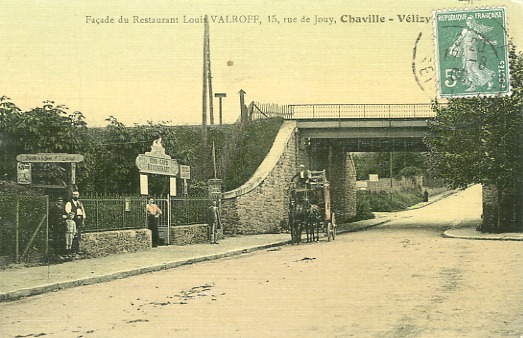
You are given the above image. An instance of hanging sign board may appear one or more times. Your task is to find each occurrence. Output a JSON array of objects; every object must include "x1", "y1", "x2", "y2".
[{"x1": 17, "y1": 153, "x2": 84, "y2": 163}]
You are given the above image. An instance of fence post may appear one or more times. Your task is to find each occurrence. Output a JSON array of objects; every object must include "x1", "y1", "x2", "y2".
[
  {"x1": 15, "y1": 196, "x2": 19, "y2": 263},
  {"x1": 45, "y1": 195, "x2": 48, "y2": 259},
  {"x1": 166, "y1": 195, "x2": 171, "y2": 245}
]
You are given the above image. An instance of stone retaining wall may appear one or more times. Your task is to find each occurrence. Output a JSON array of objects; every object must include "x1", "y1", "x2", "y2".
[
  {"x1": 81, "y1": 229, "x2": 151, "y2": 258},
  {"x1": 80, "y1": 224, "x2": 214, "y2": 258},
  {"x1": 170, "y1": 224, "x2": 213, "y2": 245}
]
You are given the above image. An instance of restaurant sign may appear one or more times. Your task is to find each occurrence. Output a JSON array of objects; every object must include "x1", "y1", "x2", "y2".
[{"x1": 135, "y1": 154, "x2": 179, "y2": 176}]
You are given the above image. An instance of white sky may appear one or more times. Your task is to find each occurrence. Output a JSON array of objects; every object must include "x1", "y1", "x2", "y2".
[{"x1": 1, "y1": 0, "x2": 522, "y2": 127}]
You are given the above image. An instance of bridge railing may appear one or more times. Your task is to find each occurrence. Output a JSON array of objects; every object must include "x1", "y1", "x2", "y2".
[
  {"x1": 251, "y1": 103, "x2": 437, "y2": 120},
  {"x1": 288, "y1": 104, "x2": 436, "y2": 119}
]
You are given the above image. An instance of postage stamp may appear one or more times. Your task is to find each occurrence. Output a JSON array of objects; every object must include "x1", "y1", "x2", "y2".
[{"x1": 433, "y1": 7, "x2": 510, "y2": 98}]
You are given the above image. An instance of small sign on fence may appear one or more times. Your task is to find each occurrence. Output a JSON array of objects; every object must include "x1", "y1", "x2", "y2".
[
  {"x1": 179, "y1": 165, "x2": 191, "y2": 179},
  {"x1": 17, "y1": 162, "x2": 32, "y2": 185}
]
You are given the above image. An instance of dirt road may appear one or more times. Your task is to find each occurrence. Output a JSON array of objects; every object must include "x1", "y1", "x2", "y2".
[{"x1": 1, "y1": 185, "x2": 523, "y2": 337}]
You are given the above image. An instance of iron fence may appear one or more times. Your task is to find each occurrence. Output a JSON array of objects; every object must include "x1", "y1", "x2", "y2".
[
  {"x1": 171, "y1": 196, "x2": 211, "y2": 225},
  {"x1": 82, "y1": 196, "x2": 147, "y2": 232},
  {"x1": 0, "y1": 193, "x2": 49, "y2": 265},
  {"x1": 82, "y1": 195, "x2": 212, "y2": 232}
]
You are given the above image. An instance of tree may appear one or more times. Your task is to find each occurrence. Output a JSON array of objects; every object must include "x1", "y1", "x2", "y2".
[
  {"x1": 427, "y1": 45, "x2": 523, "y2": 232},
  {"x1": 83, "y1": 117, "x2": 180, "y2": 195},
  {"x1": 0, "y1": 98, "x2": 89, "y2": 185},
  {"x1": 0, "y1": 96, "x2": 22, "y2": 180},
  {"x1": 353, "y1": 152, "x2": 428, "y2": 180}
]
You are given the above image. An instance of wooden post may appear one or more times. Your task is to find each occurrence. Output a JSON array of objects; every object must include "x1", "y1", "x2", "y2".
[{"x1": 239, "y1": 89, "x2": 246, "y2": 123}]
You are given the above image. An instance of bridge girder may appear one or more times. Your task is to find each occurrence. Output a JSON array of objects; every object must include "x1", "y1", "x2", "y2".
[{"x1": 296, "y1": 118, "x2": 432, "y2": 152}]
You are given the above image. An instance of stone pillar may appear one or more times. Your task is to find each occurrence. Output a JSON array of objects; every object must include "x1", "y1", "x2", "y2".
[
  {"x1": 314, "y1": 142, "x2": 357, "y2": 221},
  {"x1": 481, "y1": 184, "x2": 523, "y2": 233}
]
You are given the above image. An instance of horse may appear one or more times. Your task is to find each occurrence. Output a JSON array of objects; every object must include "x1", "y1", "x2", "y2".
[
  {"x1": 289, "y1": 201, "x2": 308, "y2": 244},
  {"x1": 306, "y1": 204, "x2": 322, "y2": 242}
]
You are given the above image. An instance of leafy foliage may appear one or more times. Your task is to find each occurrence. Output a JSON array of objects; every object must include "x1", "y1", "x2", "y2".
[
  {"x1": 427, "y1": 45, "x2": 523, "y2": 232},
  {"x1": 353, "y1": 152, "x2": 428, "y2": 180},
  {"x1": 428, "y1": 46, "x2": 523, "y2": 190},
  {"x1": 0, "y1": 98, "x2": 90, "y2": 186}
]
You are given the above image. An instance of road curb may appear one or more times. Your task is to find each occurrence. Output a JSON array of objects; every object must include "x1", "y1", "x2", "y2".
[
  {"x1": 443, "y1": 230, "x2": 523, "y2": 241},
  {"x1": 0, "y1": 240, "x2": 291, "y2": 302},
  {"x1": 0, "y1": 222, "x2": 388, "y2": 302},
  {"x1": 337, "y1": 219, "x2": 391, "y2": 235}
]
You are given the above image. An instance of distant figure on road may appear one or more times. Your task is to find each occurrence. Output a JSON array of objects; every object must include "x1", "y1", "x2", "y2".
[
  {"x1": 65, "y1": 190, "x2": 86, "y2": 255},
  {"x1": 146, "y1": 198, "x2": 162, "y2": 247},
  {"x1": 209, "y1": 201, "x2": 222, "y2": 244},
  {"x1": 423, "y1": 189, "x2": 429, "y2": 202}
]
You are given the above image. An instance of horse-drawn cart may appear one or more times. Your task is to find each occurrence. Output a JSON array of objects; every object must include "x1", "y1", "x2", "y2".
[{"x1": 288, "y1": 169, "x2": 336, "y2": 244}]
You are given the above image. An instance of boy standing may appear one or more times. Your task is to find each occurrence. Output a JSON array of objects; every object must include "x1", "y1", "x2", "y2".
[{"x1": 65, "y1": 212, "x2": 77, "y2": 255}]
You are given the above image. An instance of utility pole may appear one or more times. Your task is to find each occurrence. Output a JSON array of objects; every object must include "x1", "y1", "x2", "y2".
[
  {"x1": 206, "y1": 24, "x2": 214, "y2": 125},
  {"x1": 202, "y1": 15, "x2": 209, "y2": 144},
  {"x1": 215, "y1": 93, "x2": 226, "y2": 126}
]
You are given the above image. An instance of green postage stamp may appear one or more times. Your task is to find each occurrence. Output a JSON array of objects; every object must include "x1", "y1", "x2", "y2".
[{"x1": 433, "y1": 7, "x2": 510, "y2": 98}]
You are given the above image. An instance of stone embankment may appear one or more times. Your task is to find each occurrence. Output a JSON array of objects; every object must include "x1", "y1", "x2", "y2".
[{"x1": 221, "y1": 121, "x2": 297, "y2": 235}]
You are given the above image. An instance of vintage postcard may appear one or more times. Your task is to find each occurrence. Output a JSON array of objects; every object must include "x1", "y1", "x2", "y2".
[{"x1": 1, "y1": 1, "x2": 523, "y2": 337}]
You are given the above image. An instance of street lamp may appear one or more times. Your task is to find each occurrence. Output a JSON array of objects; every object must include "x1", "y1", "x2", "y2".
[{"x1": 214, "y1": 93, "x2": 226, "y2": 126}]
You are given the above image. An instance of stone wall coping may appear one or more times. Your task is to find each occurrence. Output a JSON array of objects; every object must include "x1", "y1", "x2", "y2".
[{"x1": 223, "y1": 120, "x2": 296, "y2": 200}]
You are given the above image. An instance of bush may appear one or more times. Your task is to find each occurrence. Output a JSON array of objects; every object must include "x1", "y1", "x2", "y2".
[
  {"x1": 345, "y1": 191, "x2": 375, "y2": 223},
  {"x1": 367, "y1": 188, "x2": 423, "y2": 212}
]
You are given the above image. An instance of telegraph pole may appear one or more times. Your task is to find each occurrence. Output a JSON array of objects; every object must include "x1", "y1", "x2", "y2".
[
  {"x1": 202, "y1": 15, "x2": 209, "y2": 144},
  {"x1": 206, "y1": 26, "x2": 214, "y2": 125}
]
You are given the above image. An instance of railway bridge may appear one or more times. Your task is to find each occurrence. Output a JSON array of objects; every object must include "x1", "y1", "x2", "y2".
[
  {"x1": 221, "y1": 103, "x2": 438, "y2": 235},
  {"x1": 253, "y1": 103, "x2": 436, "y2": 152}
]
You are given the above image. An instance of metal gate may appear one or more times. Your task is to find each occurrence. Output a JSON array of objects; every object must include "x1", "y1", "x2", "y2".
[{"x1": 153, "y1": 198, "x2": 171, "y2": 245}]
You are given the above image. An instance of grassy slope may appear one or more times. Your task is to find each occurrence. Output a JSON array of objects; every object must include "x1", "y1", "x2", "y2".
[{"x1": 223, "y1": 118, "x2": 284, "y2": 191}]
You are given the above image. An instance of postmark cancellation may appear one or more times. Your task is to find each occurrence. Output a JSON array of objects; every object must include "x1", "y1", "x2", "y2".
[{"x1": 433, "y1": 7, "x2": 510, "y2": 98}]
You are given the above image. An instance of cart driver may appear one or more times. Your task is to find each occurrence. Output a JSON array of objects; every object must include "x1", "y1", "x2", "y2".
[{"x1": 291, "y1": 165, "x2": 311, "y2": 188}]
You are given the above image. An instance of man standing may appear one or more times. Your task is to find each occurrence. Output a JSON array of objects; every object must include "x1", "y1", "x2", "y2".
[
  {"x1": 146, "y1": 198, "x2": 162, "y2": 247},
  {"x1": 49, "y1": 196, "x2": 67, "y2": 256},
  {"x1": 208, "y1": 200, "x2": 221, "y2": 244},
  {"x1": 65, "y1": 190, "x2": 86, "y2": 255}
]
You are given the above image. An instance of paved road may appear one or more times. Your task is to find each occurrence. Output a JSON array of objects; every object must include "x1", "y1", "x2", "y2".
[{"x1": 1, "y1": 185, "x2": 522, "y2": 337}]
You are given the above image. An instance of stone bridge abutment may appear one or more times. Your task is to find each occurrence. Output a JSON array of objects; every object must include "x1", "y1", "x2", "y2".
[{"x1": 221, "y1": 121, "x2": 357, "y2": 235}]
